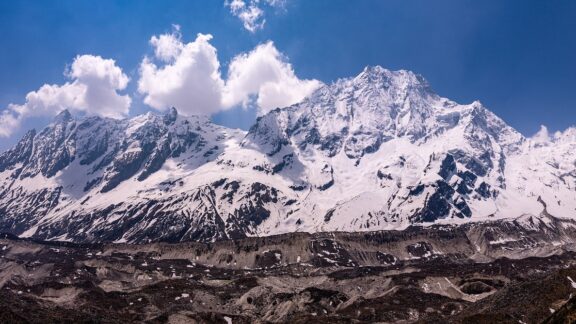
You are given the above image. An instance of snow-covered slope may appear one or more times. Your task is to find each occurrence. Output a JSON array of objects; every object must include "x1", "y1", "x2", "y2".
[{"x1": 0, "y1": 66, "x2": 574, "y2": 243}]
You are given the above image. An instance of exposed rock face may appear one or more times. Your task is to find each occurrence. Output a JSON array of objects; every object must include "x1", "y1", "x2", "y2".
[{"x1": 0, "y1": 67, "x2": 576, "y2": 243}]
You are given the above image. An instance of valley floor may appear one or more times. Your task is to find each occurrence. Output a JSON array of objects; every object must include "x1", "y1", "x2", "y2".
[{"x1": 1, "y1": 229, "x2": 576, "y2": 323}]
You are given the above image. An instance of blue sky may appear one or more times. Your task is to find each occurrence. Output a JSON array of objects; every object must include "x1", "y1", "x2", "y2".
[{"x1": 0, "y1": 0, "x2": 575, "y2": 151}]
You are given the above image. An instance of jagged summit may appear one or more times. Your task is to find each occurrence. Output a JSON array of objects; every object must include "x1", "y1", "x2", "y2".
[
  {"x1": 163, "y1": 106, "x2": 179, "y2": 124},
  {"x1": 53, "y1": 109, "x2": 73, "y2": 123},
  {"x1": 0, "y1": 66, "x2": 575, "y2": 243},
  {"x1": 555, "y1": 126, "x2": 576, "y2": 142},
  {"x1": 246, "y1": 66, "x2": 523, "y2": 161},
  {"x1": 355, "y1": 65, "x2": 432, "y2": 93}
]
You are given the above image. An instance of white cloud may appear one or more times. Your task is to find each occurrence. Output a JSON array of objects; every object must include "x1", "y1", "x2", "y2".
[
  {"x1": 530, "y1": 125, "x2": 551, "y2": 147},
  {"x1": 0, "y1": 113, "x2": 20, "y2": 138},
  {"x1": 225, "y1": 0, "x2": 285, "y2": 33},
  {"x1": 223, "y1": 41, "x2": 321, "y2": 115},
  {"x1": 0, "y1": 55, "x2": 131, "y2": 137},
  {"x1": 138, "y1": 32, "x2": 225, "y2": 116},
  {"x1": 1, "y1": 30, "x2": 319, "y2": 138},
  {"x1": 149, "y1": 27, "x2": 185, "y2": 63},
  {"x1": 67, "y1": 55, "x2": 131, "y2": 118},
  {"x1": 138, "y1": 31, "x2": 321, "y2": 117}
]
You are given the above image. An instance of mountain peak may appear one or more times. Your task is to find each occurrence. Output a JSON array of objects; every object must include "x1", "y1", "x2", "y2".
[
  {"x1": 355, "y1": 66, "x2": 430, "y2": 90},
  {"x1": 553, "y1": 126, "x2": 576, "y2": 143},
  {"x1": 164, "y1": 107, "x2": 179, "y2": 124},
  {"x1": 360, "y1": 65, "x2": 388, "y2": 75},
  {"x1": 53, "y1": 109, "x2": 72, "y2": 123},
  {"x1": 1, "y1": 65, "x2": 575, "y2": 246}
]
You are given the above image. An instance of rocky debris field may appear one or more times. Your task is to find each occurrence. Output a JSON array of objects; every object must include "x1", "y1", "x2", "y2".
[{"x1": 1, "y1": 228, "x2": 576, "y2": 324}]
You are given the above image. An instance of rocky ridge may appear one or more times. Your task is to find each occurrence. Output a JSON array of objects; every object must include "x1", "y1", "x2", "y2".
[{"x1": 0, "y1": 66, "x2": 575, "y2": 243}]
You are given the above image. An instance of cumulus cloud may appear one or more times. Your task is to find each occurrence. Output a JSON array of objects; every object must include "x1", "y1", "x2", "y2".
[
  {"x1": 138, "y1": 31, "x2": 225, "y2": 116},
  {"x1": 530, "y1": 125, "x2": 551, "y2": 147},
  {"x1": 0, "y1": 55, "x2": 131, "y2": 137},
  {"x1": 223, "y1": 41, "x2": 322, "y2": 114},
  {"x1": 138, "y1": 30, "x2": 321, "y2": 117},
  {"x1": 149, "y1": 24, "x2": 185, "y2": 62},
  {"x1": 67, "y1": 55, "x2": 131, "y2": 118},
  {"x1": 225, "y1": 0, "x2": 285, "y2": 33}
]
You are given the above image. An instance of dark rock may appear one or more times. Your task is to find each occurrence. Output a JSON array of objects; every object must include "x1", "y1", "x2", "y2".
[
  {"x1": 476, "y1": 182, "x2": 492, "y2": 199},
  {"x1": 438, "y1": 154, "x2": 457, "y2": 180}
]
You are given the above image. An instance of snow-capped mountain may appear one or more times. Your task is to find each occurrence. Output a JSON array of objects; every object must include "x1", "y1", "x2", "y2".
[{"x1": 0, "y1": 66, "x2": 575, "y2": 243}]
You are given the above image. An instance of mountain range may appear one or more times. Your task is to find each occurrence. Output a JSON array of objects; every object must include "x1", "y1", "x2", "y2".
[{"x1": 1, "y1": 66, "x2": 575, "y2": 243}]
